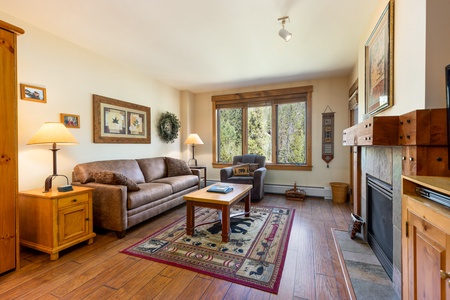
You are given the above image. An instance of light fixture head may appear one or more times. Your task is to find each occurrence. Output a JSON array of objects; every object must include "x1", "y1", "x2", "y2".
[{"x1": 277, "y1": 16, "x2": 292, "y2": 42}]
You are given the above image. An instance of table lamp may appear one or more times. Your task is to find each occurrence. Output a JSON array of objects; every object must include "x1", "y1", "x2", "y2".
[
  {"x1": 27, "y1": 122, "x2": 79, "y2": 192},
  {"x1": 184, "y1": 133, "x2": 203, "y2": 166}
]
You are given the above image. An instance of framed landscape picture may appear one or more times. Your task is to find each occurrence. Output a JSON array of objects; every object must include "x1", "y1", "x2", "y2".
[
  {"x1": 20, "y1": 84, "x2": 47, "y2": 103},
  {"x1": 365, "y1": 0, "x2": 394, "y2": 115},
  {"x1": 93, "y1": 94, "x2": 151, "y2": 144}
]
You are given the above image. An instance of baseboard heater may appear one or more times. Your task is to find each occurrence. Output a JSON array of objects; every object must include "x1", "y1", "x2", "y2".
[{"x1": 206, "y1": 181, "x2": 332, "y2": 199}]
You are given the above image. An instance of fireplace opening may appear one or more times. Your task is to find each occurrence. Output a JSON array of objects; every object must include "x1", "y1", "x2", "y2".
[{"x1": 367, "y1": 175, "x2": 393, "y2": 280}]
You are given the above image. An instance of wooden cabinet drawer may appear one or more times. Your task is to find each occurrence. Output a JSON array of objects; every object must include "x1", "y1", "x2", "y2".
[
  {"x1": 58, "y1": 193, "x2": 89, "y2": 209},
  {"x1": 398, "y1": 109, "x2": 447, "y2": 145},
  {"x1": 402, "y1": 146, "x2": 450, "y2": 176}
]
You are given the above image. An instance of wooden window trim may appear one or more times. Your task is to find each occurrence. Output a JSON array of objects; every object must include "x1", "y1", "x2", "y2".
[{"x1": 212, "y1": 86, "x2": 313, "y2": 170}]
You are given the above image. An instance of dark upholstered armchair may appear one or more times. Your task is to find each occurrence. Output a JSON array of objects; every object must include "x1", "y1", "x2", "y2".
[{"x1": 220, "y1": 154, "x2": 267, "y2": 201}]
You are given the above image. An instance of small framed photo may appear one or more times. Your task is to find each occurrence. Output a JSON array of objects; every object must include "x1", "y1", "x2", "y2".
[
  {"x1": 20, "y1": 84, "x2": 47, "y2": 103},
  {"x1": 60, "y1": 113, "x2": 80, "y2": 128}
]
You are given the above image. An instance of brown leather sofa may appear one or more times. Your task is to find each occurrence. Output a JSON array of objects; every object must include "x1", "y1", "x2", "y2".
[{"x1": 72, "y1": 157, "x2": 199, "y2": 238}]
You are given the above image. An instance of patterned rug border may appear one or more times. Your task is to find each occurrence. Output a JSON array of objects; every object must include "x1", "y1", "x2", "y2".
[{"x1": 121, "y1": 205, "x2": 295, "y2": 294}]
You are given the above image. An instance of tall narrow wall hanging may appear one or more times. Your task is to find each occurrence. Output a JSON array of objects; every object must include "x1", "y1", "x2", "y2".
[{"x1": 322, "y1": 106, "x2": 335, "y2": 167}]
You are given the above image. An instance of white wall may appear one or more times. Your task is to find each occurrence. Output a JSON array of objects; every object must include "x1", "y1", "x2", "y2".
[
  {"x1": 193, "y1": 77, "x2": 351, "y2": 188},
  {"x1": 425, "y1": 0, "x2": 450, "y2": 108},
  {"x1": 0, "y1": 12, "x2": 184, "y2": 191}
]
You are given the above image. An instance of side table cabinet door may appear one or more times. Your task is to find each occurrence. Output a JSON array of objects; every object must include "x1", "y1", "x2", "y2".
[
  {"x1": 58, "y1": 202, "x2": 89, "y2": 245},
  {"x1": 407, "y1": 212, "x2": 450, "y2": 299}
]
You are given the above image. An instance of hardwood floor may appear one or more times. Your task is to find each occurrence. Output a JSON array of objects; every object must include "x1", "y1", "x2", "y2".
[{"x1": 0, "y1": 194, "x2": 353, "y2": 300}]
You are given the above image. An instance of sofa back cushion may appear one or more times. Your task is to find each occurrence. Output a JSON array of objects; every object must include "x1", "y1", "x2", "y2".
[
  {"x1": 136, "y1": 157, "x2": 167, "y2": 182},
  {"x1": 73, "y1": 159, "x2": 145, "y2": 184}
]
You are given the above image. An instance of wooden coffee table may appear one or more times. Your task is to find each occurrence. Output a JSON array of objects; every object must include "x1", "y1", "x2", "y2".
[{"x1": 183, "y1": 183, "x2": 252, "y2": 242}]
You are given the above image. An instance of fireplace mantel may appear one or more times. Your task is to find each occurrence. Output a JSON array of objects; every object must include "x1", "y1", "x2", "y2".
[
  {"x1": 343, "y1": 108, "x2": 450, "y2": 177},
  {"x1": 343, "y1": 108, "x2": 447, "y2": 147}
]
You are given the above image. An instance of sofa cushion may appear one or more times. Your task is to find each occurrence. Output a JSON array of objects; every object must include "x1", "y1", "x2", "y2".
[
  {"x1": 152, "y1": 175, "x2": 199, "y2": 193},
  {"x1": 127, "y1": 182, "x2": 173, "y2": 209},
  {"x1": 90, "y1": 171, "x2": 140, "y2": 191},
  {"x1": 136, "y1": 157, "x2": 167, "y2": 182},
  {"x1": 165, "y1": 157, "x2": 192, "y2": 177},
  {"x1": 74, "y1": 159, "x2": 145, "y2": 184}
]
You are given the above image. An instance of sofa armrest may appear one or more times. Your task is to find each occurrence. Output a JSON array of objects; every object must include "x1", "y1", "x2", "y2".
[
  {"x1": 72, "y1": 181, "x2": 128, "y2": 232},
  {"x1": 190, "y1": 169, "x2": 201, "y2": 188}
]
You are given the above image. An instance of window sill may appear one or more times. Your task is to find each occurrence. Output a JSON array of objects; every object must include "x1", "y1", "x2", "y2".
[{"x1": 212, "y1": 163, "x2": 312, "y2": 171}]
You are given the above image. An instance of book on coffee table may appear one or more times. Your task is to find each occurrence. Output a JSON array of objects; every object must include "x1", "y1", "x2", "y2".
[{"x1": 207, "y1": 185, "x2": 234, "y2": 194}]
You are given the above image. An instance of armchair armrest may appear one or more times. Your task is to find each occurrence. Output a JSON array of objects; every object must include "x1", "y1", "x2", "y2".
[
  {"x1": 253, "y1": 167, "x2": 267, "y2": 181},
  {"x1": 220, "y1": 166, "x2": 234, "y2": 181}
]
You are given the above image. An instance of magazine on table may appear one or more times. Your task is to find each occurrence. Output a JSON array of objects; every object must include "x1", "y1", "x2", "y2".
[{"x1": 207, "y1": 185, "x2": 234, "y2": 194}]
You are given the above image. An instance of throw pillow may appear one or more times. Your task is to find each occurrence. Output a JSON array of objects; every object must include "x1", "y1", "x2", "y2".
[
  {"x1": 233, "y1": 164, "x2": 249, "y2": 176},
  {"x1": 239, "y1": 162, "x2": 259, "y2": 172},
  {"x1": 238, "y1": 162, "x2": 259, "y2": 176},
  {"x1": 166, "y1": 157, "x2": 193, "y2": 177},
  {"x1": 90, "y1": 171, "x2": 140, "y2": 191}
]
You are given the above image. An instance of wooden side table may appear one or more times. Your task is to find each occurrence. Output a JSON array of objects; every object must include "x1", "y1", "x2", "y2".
[
  {"x1": 190, "y1": 166, "x2": 207, "y2": 188},
  {"x1": 18, "y1": 186, "x2": 96, "y2": 260}
]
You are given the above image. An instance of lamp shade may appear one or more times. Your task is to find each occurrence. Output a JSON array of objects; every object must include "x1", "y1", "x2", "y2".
[
  {"x1": 27, "y1": 122, "x2": 79, "y2": 145},
  {"x1": 184, "y1": 133, "x2": 204, "y2": 145}
]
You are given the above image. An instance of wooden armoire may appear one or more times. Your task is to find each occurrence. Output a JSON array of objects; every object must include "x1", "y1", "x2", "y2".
[{"x1": 0, "y1": 20, "x2": 24, "y2": 274}]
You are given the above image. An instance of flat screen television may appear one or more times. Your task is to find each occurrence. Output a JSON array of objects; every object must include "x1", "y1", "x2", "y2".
[{"x1": 446, "y1": 64, "x2": 450, "y2": 169}]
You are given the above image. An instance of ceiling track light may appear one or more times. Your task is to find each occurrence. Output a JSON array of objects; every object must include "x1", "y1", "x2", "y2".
[{"x1": 278, "y1": 16, "x2": 292, "y2": 42}]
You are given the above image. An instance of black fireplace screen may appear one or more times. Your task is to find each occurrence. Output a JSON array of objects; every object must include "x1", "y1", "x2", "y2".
[{"x1": 367, "y1": 175, "x2": 393, "y2": 280}]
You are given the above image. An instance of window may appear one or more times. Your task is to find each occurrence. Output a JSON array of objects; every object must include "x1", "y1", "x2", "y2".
[{"x1": 212, "y1": 86, "x2": 312, "y2": 170}]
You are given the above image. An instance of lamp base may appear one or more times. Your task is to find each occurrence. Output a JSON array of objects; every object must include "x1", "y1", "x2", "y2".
[
  {"x1": 187, "y1": 158, "x2": 198, "y2": 166},
  {"x1": 43, "y1": 174, "x2": 70, "y2": 193}
]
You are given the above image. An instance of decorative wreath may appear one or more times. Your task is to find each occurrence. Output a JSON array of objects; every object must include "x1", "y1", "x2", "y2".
[{"x1": 158, "y1": 111, "x2": 181, "y2": 143}]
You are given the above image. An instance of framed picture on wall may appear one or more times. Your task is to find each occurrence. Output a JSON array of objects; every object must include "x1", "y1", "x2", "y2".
[
  {"x1": 20, "y1": 84, "x2": 47, "y2": 103},
  {"x1": 93, "y1": 94, "x2": 151, "y2": 144},
  {"x1": 365, "y1": 0, "x2": 394, "y2": 115},
  {"x1": 60, "y1": 113, "x2": 80, "y2": 128}
]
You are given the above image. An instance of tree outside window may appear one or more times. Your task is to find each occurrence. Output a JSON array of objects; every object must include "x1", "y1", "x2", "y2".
[{"x1": 212, "y1": 86, "x2": 312, "y2": 170}]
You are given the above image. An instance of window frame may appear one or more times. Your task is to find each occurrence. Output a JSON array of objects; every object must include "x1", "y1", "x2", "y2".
[{"x1": 212, "y1": 86, "x2": 313, "y2": 171}]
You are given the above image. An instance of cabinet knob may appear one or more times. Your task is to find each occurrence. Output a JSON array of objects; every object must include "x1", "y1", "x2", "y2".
[
  {"x1": 399, "y1": 135, "x2": 403, "y2": 139},
  {"x1": 440, "y1": 270, "x2": 450, "y2": 279},
  {"x1": 402, "y1": 156, "x2": 406, "y2": 160},
  {"x1": 400, "y1": 121, "x2": 403, "y2": 125},
  {"x1": 437, "y1": 157, "x2": 443, "y2": 162},
  {"x1": 71, "y1": 199, "x2": 77, "y2": 203},
  {"x1": 407, "y1": 119, "x2": 411, "y2": 123},
  {"x1": 409, "y1": 157, "x2": 414, "y2": 161},
  {"x1": 406, "y1": 135, "x2": 410, "y2": 139}
]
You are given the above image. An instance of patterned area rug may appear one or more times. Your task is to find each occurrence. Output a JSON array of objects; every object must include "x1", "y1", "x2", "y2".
[{"x1": 121, "y1": 205, "x2": 294, "y2": 294}]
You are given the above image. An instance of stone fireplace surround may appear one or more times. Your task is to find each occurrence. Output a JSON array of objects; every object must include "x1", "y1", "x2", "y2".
[{"x1": 360, "y1": 146, "x2": 402, "y2": 297}]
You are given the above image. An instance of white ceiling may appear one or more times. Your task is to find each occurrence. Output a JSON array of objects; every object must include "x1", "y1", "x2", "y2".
[{"x1": 0, "y1": 0, "x2": 379, "y2": 93}]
